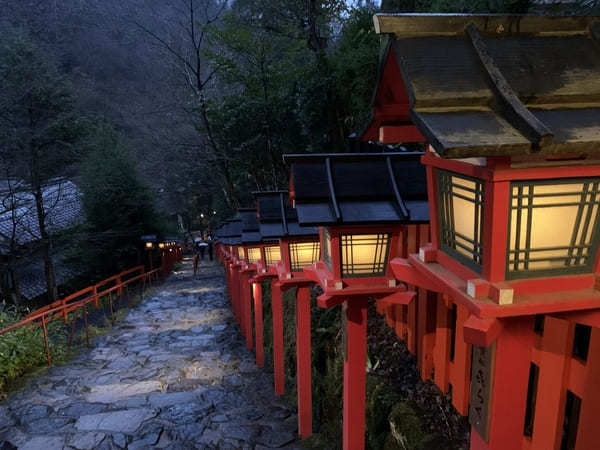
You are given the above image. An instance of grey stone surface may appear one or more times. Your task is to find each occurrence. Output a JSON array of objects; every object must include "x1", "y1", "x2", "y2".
[
  {"x1": 20, "y1": 436, "x2": 64, "y2": 450},
  {"x1": 67, "y1": 432, "x2": 107, "y2": 449},
  {"x1": 0, "y1": 258, "x2": 298, "y2": 449},
  {"x1": 75, "y1": 408, "x2": 157, "y2": 433}
]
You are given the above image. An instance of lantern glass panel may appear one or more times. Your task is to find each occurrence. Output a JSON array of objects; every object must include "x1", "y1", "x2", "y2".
[
  {"x1": 289, "y1": 242, "x2": 321, "y2": 272},
  {"x1": 237, "y1": 247, "x2": 245, "y2": 261},
  {"x1": 507, "y1": 179, "x2": 600, "y2": 279},
  {"x1": 264, "y1": 246, "x2": 281, "y2": 266},
  {"x1": 247, "y1": 247, "x2": 262, "y2": 263},
  {"x1": 437, "y1": 170, "x2": 484, "y2": 272},
  {"x1": 340, "y1": 233, "x2": 390, "y2": 277},
  {"x1": 322, "y1": 229, "x2": 332, "y2": 270},
  {"x1": 145, "y1": 242, "x2": 153, "y2": 249}
]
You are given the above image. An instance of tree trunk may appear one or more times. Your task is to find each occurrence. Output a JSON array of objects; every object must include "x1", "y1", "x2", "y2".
[
  {"x1": 9, "y1": 259, "x2": 22, "y2": 306},
  {"x1": 33, "y1": 184, "x2": 58, "y2": 303}
]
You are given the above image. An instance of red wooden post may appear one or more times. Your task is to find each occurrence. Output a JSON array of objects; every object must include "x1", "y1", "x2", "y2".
[
  {"x1": 418, "y1": 290, "x2": 437, "y2": 380},
  {"x1": 343, "y1": 296, "x2": 368, "y2": 450},
  {"x1": 452, "y1": 304, "x2": 472, "y2": 415},
  {"x1": 577, "y1": 327, "x2": 600, "y2": 449},
  {"x1": 272, "y1": 281, "x2": 285, "y2": 396},
  {"x1": 236, "y1": 269, "x2": 245, "y2": 335},
  {"x1": 433, "y1": 297, "x2": 451, "y2": 393},
  {"x1": 470, "y1": 317, "x2": 534, "y2": 450},
  {"x1": 530, "y1": 317, "x2": 571, "y2": 450},
  {"x1": 241, "y1": 272, "x2": 253, "y2": 349},
  {"x1": 253, "y1": 282, "x2": 264, "y2": 366},
  {"x1": 296, "y1": 284, "x2": 312, "y2": 437}
]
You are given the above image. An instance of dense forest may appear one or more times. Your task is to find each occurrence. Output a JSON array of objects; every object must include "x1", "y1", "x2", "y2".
[{"x1": 1, "y1": 0, "x2": 600, "y2": 303}]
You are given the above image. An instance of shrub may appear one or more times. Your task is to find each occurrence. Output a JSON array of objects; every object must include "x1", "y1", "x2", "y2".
[{"x1": 0, "y1": 308, "x2": 67, "y2": 396}]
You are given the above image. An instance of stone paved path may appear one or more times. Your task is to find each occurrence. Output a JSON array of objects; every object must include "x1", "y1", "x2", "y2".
[{"x1": 0, "y1": 257, "x2": 300, "y2": 449}]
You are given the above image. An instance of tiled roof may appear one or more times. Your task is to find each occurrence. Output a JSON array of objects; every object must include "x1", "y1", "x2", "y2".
[
  {"x1": 373, "y1": 14, "x2": 600, "y2": 158},
  {"x1": 0, "y1": 180, "x2": 83, "y2": 252},
  {"x1": 285, "y1": 153, "x2": 428, "y2": 226}
]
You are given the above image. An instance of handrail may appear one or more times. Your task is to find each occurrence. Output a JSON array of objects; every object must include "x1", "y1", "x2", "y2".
[{"x1": 0, "y1": 265, "x2": 164, "y2": 367}]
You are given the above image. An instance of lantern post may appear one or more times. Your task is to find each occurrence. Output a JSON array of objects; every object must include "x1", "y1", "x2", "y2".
[
  {"x1": 369, "y1": 13, "x2": 600, "y2": 450},
  {"x1": 252, "y1": 191, "x2": 320, "y2": 437},
  {"x1": 219, "y1": 217, "x2": 244, "y2": 327},
  {"x1": 238, "y1": 208, "x2": 265, "y2": 350},
  {"x1": 285, "y1": 153, "x2": 428, "y2": 449},
  {"x1": 141, "y1": 235, "x2": 157, "y2": 272}
]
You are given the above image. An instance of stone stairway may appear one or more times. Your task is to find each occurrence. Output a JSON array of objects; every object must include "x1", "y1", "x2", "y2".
[{"x1": 0, "y1": 258, "x2": 300, "y2": 450}]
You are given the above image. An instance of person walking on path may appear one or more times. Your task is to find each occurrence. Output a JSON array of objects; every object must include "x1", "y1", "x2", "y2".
[
  {"x1": 207, "y1": 236, "x2": 214, "y2": 261},
  {"x1": 197, "y1": 238, "x2": 207, "y2": 260},
  {"x1": 193, "y1": 251, "x2": 199, "y2": 276}
]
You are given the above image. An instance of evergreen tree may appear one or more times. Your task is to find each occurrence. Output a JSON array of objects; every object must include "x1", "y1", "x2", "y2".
[{"x1": 75, "y1": 125, "x2": 163, "y2": 278}]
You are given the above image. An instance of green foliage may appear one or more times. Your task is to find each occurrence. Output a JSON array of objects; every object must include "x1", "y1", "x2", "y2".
[
  {"x1": 202, "y1": 0, "x2": 380, "y2": 209},
  {"x1": 366, "y1": 377, "x2": 403, "y2": 449},
  {"x1": 0, "y1": 27, "x2": 88, "y2": 182},
  {"x1": 385, "y1": 402, "x2": 435, "y2": 449},
  {"x1": 70, "y1": 124, "x2": 164, "y2": 279},
  {"x1": 0, "y1": 308, "x2": 67, "y2": 396}
]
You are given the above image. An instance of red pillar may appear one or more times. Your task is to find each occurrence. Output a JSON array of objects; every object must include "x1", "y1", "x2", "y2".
[
  {"x1": 530, "y1": 317, "x2": 571, "y2": 450},
  {"x1": 418, "y1": 289, "x2": 437, "y2": 380},
  {"x1": 232, "y1": 267, "x2": 241, "y2": 325},
  {"x1": 470, "y1": 317, "x2": 534, "y2": 450},
  {"x1": 238, "y1": 270, "x2": 246, "y2": 336},
  {"x1": 241, "y1": 272, "x2": 253, "y2": 349},
  {"x1": 576, "y1": 327, "x2": 600, "y2": 450},
  {"x1": 433, "y1": 297, "x2": 451, "y2": 393},
  {"x1": 296, "y1": 285, "x2": 312, "y2": 437},
  {"x1": 253, "y1": 282, "x2": 264, "y2": 366},
  {"x1": 343, "y1": 295, "x2": 368, "y2": 450},
  {"x1": 272, "y1": 282, "x2": 285, "y2": 396}
]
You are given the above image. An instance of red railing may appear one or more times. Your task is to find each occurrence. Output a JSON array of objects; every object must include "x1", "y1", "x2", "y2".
[{"x1": 0, "y1": 266, "x2": 163, "y2": 367}]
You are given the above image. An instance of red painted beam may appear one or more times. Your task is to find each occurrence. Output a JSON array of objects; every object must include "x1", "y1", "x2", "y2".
[
  {"x1": 462, "y1": 315, "x2": 503, "y2": 347},
  {"x1": 551, "y1": 309, "x2": 600, "y2": 328},
  {"x1": 379, "y1": 125, "x2": 426, "y2": 144},
  {"x1": 378, "y1": 290, "x2": 416, "y2": 305}
]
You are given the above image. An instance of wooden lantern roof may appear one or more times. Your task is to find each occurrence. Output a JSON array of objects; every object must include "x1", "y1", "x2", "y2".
[
  {"x1": 284, "y1": 153, "x2": 428, "y2": 226},
  {"x1": 253, "y1": 191, "x2": 319, "y2": 239},
  {"x1": 218, "y1": 217, "x2": 242, "y2": 245},
  {"x1": 238, "y1": 208, "x2": 262, "y2": 245},
  {"x1": 367, "y1": 14, "x2": 600, "y2": 158}
]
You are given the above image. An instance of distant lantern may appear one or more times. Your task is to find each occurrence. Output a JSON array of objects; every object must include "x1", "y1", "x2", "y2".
[
  {"x1": 285, "y1": 152, "x2": 428, "y2": 448},
  {"x1": 158, "y1": 242, "x2": 165, "y2": 249},
  {"x1": 145, "y1": 242, "x2": 154, "y2": 249}
]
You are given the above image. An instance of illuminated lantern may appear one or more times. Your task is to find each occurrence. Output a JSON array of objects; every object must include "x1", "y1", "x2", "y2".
[
  {"x1": 368, "y1": 13, "x2": 600, "y2": 450},
  {"x1": 140, "y1": 235, "x2": 157, "y2": 271},
  {"x1": 285, "y1": 152, "x2": 428, "y2": 446},
  {"x1": 251, "y1": 191, "x2": 319, "y2": 437}
]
